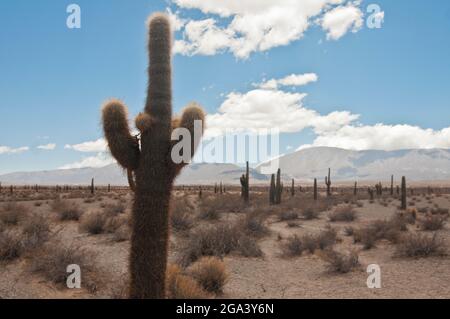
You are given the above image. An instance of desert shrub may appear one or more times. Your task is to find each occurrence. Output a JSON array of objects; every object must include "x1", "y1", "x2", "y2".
[
  {"x1": 278, "y1": 211, "x2": 299, "y2": 221},
  {"x1": 79, "y1": 211, "x2": 107, "y2": 235},
  {"x1": 166, "y1": 264, "x2": 210, "y2": 299},
  {"x1": 198, "y1": 207, "x2": 220, "y2": 221},
  {"x1": 418, "y1": 207, "x2": 428, "y2": 214},
  {"x1": 287, "y1": 221, "x2": 300, "y2": 228},
  {"x1": 171, "y1": 208, "x2": 194, "y2": 232},
  {"x1": 0, "y1": 202, "x2": 28, "y2": 225},
  {"x1": 179, "y1": 223, "x2": 240, "y2": 266},
  {"x1": 103, "y1": 202, "x2": 126, "y2": 217},
  {"x1": 301, "y1": 234, "x2": 319, "y2": 254},
  {"x1": 0, "y1": 230, "x2": 23, "y2": 261},
  {"x1": 21, "y1": 214, "x2": 50, "y2": 249},
  {"x1": 54, "y1": 201, "x2": 82, "y2": 221},
  {"x1": 282, "y1": 235, "x2": 304, "y2": 257},
  {"x1": 316, "y1": 227, "x2": 338, "y2": 249},
  {"x1": 103, "y1": 214, "x2": 128, "y2": 233},
  {"x1": 431, "y1": 207, "x2": 449, "y2": 215},
  {"x1": 188, "y1": 257, "x2": 228, "y2": 293},
  {"x1": 236, "y1": 235, "x2": 263, "y2": 257},
  {"x1": 301, "y1": 208, "x2": 320, "y2": 220},
  {"x1": 395, "y1": 233, "x2": 446, "y2": 258},
  {"x1": 322, "y1": 250, "x2": 360, "y2": 273},
  {"x1": 419, "y1": 215, "x2": 447, "y2": 231},
  {"x1": 29, "y1": 243, "x2": 100, "y2": 293},
  {"x1": 241, "y1": 213, "x2": 269, "y2": 237},
  {"x1": 328, "y1": 206, "x2": 357, "y2": 222}
]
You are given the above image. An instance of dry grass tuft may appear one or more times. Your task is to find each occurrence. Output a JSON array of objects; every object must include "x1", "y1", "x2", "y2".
[
  {"x1": 419, "y1": 215, "x2": 447, "y2": 231},
  {"x1": 188, "y1": 257, "x2": 228, "y2": 293},
  {"x1": 166, "y1": 264, "x2": 210, "y2": 299},
  {"x1": 0, "y1": 202, "x2": 28, "y2": 226}
]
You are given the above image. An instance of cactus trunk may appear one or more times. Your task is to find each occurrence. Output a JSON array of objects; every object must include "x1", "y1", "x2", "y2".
[
  {"x1": 101, "y1": 13, "x2": 205, "y2": 299},
  {"x1": 401, "y1": 176, "x2": 407, "y2": 210}
]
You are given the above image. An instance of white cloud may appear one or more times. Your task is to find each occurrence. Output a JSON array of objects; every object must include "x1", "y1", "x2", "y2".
[
  {"x1": 172, "y1": 0, "x2": 363, "y2": 58},
  {"x1": 304, "y1": 124, "x2": 450, "y2": 151},
  {"x1": 0, "y1": 146, "x2": 30, "y2": 155},
  {"x1": 37, "y1": 143, "x2": 56, "y2": 151},
  {"x1": 255, "y1": 73, "x2": 318, "y2": 90},
  {"x1": 64, "y1": 138, "x2": 107, "y2": 153},
  {"x1": 321, "y1": 5, "x2": 364, "y2": 40},
  {"x1": 204, "y1": 86, "x2": 356, "y2": 139},
  {"x1": 59, "y1": 153, "x2": 114, "y2": 170}
]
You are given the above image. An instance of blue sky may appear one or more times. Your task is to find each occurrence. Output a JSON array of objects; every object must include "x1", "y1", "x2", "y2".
[{"x1": 1, "y1": 0, "x2": 450, "y2": 174}]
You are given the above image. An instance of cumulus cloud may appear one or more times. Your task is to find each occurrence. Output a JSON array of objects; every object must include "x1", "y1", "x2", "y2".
[
  {"x1": 204, "y1": 86, "x2": 356, "y2": 139},
  {"x1": 172, "y1": 0, "x2": 364, "y2": 58},
  {"x1": 321, "y1": 5, "x2": 364, "y2": 40},
  {"x1": 0, "y1": 146, "x2": 29, "y2": 155},
  {"x1": 37, "y1": 143, "x2": 56, "y2": 151},
  {"x1": 64, "y1": 138, "x2": 107, "y2": 153},
  {"x1": 254, "y1": 73, "x2": 318, "y2": 90},
  {"x1": 300, "y1": 124, "x2": 450, "y2": 151},
  {"x1": 59, "y1": 153, "x2": 114, "y2": 170}
]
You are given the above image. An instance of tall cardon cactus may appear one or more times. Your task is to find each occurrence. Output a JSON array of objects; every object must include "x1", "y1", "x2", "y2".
[{"x1": 101, "y1": 13, "x2": 205, "y2": 299}]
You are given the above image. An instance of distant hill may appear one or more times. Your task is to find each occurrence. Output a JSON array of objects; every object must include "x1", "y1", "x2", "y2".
[{"x1": 2, "y1": 147, "x2": 450, "y2": 185}]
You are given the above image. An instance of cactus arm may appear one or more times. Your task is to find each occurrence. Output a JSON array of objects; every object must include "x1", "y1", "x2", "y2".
[
  {"x1": 171, "y1": 103, "x2": 205, "y2": 176},
  {"x1": 102, "y1": 99, "x2": 140, "y2": 170}
]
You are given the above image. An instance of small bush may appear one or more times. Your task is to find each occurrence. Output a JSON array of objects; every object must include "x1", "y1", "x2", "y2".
[
  {"x1": 242, "y1": 213, "x2": 269, "y2": 237},
  {"x1": 0, "y1": 202, "x2": 28, "y2": 225},
  {"x1": 179, "y1": 224, "x2": 240, "y2": 266},
  {"x1": 188, "y1": 257, "x2": 228, "y2": 293},
  {"x1": 328, "y1": 206, "x2": 357, "y2": 222},
  {"x1": 103, "y1": 202, "x2": 126, "y2": 217},
  {"x1": 322, "y1": 250, "x2": 360, "y2": 273},
  {"x1": 0, "y1": 230, "x2": 23, "y2": 261},
  {"x1": 343, "y1": 226, "x2": 354, "y2": 236},
  {"x1": 419, "y1": 215, "x2": 447, "y2": 231},
  {"x1": 166, "y1": 264, "x2": 210, "y2": 299},
  {"x1": 55, "y1": 201, "x2": 82, "y2": 221},
  {"x1": 279, "y1": 211, "x2": 299, "y2": 221},
  {"x1": 282, "y1": 235, "x2": 304, "y2": 257},
  {"x1": 21, "y1": 214, "x2": 50, "y2": 249},
  {"x1": 29, "y1": 243, "x2": 100, "y2": 293},
  {"x1": 112, "y1": 225, "x2": 130, "y2": 242},
  {"x1": 316, "y1": 227, "x2": 338, "y2": 250},
  {"x1": 79, "y1": 211, "x2": 107, "y2": 235},
  {"x1": 301, "y1": 209, "x2": 320, "y2": 220},
  {"x1": 171, "y1": 209, "x2": 194, "y2": 232},
  {"x1": 395, "y1": 233, "x2": 446, "y2": 258},
  {"x1": 236, "y1": 235, "x2": 263, "y2": 257}
]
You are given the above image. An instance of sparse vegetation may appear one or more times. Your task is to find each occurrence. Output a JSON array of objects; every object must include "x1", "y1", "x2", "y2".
[
  {"x1": 328, "y1": 206, "x2": 357, "y2": 222},
  {"x1": 322, "y1": 250, "x2": 360, "y2": 273},
  {"x1": 188, "y1": 257, "x2": 228, "y2": 293},
  {"x1": 395, "y1": 233, "x2": 446, "y2": 258}
]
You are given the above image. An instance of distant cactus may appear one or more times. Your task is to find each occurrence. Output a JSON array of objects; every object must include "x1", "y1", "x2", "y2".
[
  {"x1": 220, "y1": 181, "x2": 223, "y2": 194},
  {"x1": 390, "y1": 175, "x2": 394, "y2": 196},
  {"x1": 214, "y1": 183, "x2": 218, "y2": 194},
  {"x1": 401, "y1": 176, "x2": 407, "y2": 210},
  {"x1": 90, "y1": 178, "x2": 94, "y2": 195},
  {"x1": 354, "y1": 181, "x2": 357, "y2": 196},
  {"x1": 291, "y1": 179, "x2": 295, "y2": 197},
  {"x1": 325, "y1": 168, "x2": 331, "y2": 196},
  {"x1": 269, "y1": 174, "x2": 276, "y2": 204},
  {"x1": 240, "y1": 161, "x2": 249, "y2": 202},
  {"x1": 275, "y1": 168, "x2": 282, "y2": 204},
  {"x1": 314, "y1": 178, "x2": 318, "y2": 200},
  {"x1": 101, "y1": 13, "x2": 205, "y2": 299}
]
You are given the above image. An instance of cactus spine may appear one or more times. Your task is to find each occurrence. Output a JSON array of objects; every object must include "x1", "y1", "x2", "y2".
[
  {"x1": 240, "y1": 161, "x2": 249, "y2": 202},
  {"x1": 101, "y1": 13, "x2": 205, "y2": 299},
  {"x1": 401, "y1": 176, "x2": 407, "y2": 210},
  {"x1": 325, "y1": 168, "x2": 331, "y2": 196}
]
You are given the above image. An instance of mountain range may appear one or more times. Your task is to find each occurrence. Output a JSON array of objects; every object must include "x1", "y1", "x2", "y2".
[{"x1": 1, "y1": 147, "x2": 450, "y2": 185}]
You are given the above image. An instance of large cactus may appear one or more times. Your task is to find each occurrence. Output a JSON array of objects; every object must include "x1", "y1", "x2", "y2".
[
  {"x1": 401, "y1": 176, "x2": 407, "y2": 210},
  {"x1": 101, "y1": 13, "x2": 205, "y2": 299}
]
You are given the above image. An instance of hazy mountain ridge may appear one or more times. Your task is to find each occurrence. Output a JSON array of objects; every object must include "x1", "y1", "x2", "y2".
[{"x1": 2, "y1": 147, "x2": 450, "y2": 185}]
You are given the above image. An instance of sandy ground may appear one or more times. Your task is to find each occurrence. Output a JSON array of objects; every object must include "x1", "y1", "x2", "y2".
[{"x1": 0, "y1": 190, "x2": 449, "y2": 299}]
